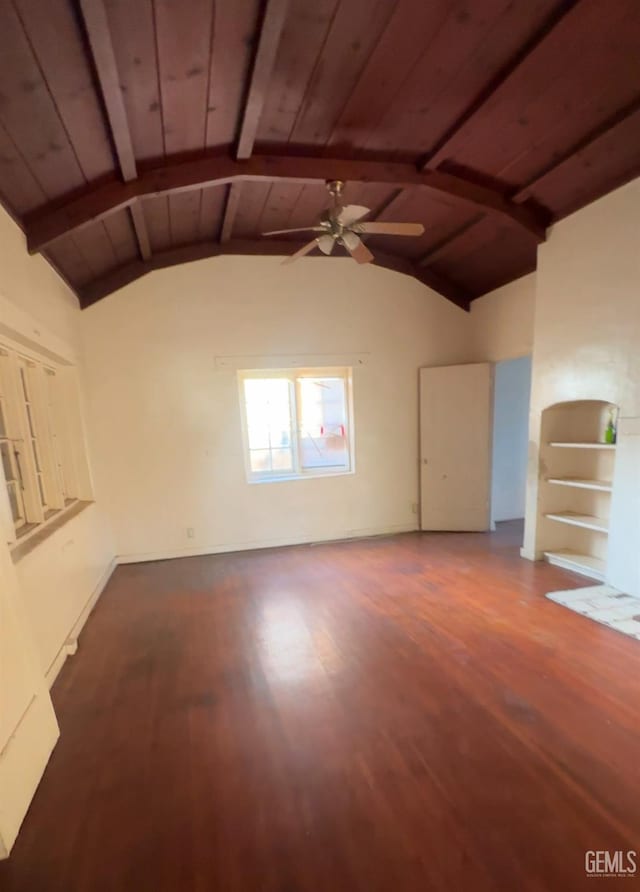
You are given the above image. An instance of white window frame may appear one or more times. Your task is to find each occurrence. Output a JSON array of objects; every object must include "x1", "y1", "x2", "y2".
[
  {"x1": 0, "y1": 340, "x2": 84, "y2": 545},
  {"x1": 238, "y1": 367, "x2": 355, "y2": 484}
]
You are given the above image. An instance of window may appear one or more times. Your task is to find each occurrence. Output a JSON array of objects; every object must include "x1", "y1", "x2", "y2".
[
  {"x1": 0, "y1": 343, "x2": 82, "y2": 543},
  {"x1": 239, "y1": 368, "x2": 354, "y2": 482}
]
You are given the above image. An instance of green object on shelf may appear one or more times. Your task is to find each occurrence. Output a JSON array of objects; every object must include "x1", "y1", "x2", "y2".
[{"x1": 605, "y1": 412, "x2": 617, "y2": 444}]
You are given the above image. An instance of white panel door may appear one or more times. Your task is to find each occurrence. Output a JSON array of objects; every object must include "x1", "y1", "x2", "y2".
[{"x1": 420, "y1": 363, "x2": 493, "y2": 531}]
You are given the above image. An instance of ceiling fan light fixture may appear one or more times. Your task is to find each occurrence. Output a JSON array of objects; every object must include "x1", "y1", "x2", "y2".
[
  {"x1": 317, "y1": 234, "x2": 334, "y2": 255},
  {"x1": 341, "y1": 230, "x2": 360, "y2": 251}
]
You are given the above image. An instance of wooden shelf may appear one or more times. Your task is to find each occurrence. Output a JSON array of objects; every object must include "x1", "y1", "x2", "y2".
[
  {"x1": 547, "y1": 477, "x2": 612, "y2": 492},
  {"x1": 540, "y1": 401, "x2": 617, "y2": 584},
  {"x1": 549, "y1": 441, "x2": 616, "y2": 450},
  {"x1": 544, "y1": 512, "x2": 609, "y2": 533},
  {"x1": 544, "y1": 550, "x2": 606, "y2": 581}
]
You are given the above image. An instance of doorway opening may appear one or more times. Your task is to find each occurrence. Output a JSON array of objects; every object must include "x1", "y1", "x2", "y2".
[{"x1": 490, "y1": 356, "x2": 532, "y2": 536}]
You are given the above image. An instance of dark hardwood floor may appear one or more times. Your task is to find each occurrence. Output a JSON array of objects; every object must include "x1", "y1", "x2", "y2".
[{"x1": 2, "y1": 522, "x2": 639, "y2": 891}]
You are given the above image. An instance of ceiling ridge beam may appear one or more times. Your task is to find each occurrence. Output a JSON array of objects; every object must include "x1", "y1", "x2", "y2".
[
  {"x1": 421, "y1": 0, "x2": 581, "y2": 172},
  {"x1": 78, "y1": 240, "x2": 471, "y2": 310},
  {"x1": 25, "y1": 152, "x2": 547, "y2": 253},
  {"x1": 79, "y1": 0, "x2": 151, "y2": 260}
]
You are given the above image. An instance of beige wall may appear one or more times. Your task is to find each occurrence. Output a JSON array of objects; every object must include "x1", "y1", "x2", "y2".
[
  {"x1": 0, "y1": 208, "x2": 115, "y2": 855},
  {"x1": 470, "y1": 272, "x2": 536, "y2": 362},
  {"x1": 522, "y1": 178, "x2": 640, "y2": 594},
  {"x1": 80, "y1": 257, "x2": 472, "y2": 561},
  {"x1": 0, "y1": 213, "x2": 79, "y2": 348}
]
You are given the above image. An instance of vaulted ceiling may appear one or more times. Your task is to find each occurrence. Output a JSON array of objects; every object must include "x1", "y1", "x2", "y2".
[{"x1": 1, "y1": 0, "x2": 639, "y2": 309}]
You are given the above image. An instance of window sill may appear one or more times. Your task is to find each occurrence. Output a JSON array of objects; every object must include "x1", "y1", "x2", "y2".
[
  {"x1": 11, "y1": 500, "x2": 93, "y2": 563},
  {"x1": 247, "y1": 468, "x2": 355, "y2": 485}
]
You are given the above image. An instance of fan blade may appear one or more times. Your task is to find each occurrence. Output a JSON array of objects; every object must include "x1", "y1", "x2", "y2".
[
  {"x1": 264, "y1": 226, "x2": 324, "y2": 236},
  {"x1": 281, "y1": 239, "x2": 320, "y2": 265},
  {"x1": 357, "y1": 222, "x2": 425, "y2": 236},
  {"x1": 317, "y1": 234, "x2": 335, "y2": 255},
  {"x1": 342, "y1": 231, "x2": 373, "y2": 265},
  {"x1": 337, "y1": 204, "x2": 370, "y2": 226}
]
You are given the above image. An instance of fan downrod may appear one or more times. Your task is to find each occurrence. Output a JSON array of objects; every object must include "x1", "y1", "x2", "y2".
[{"x1": 326, "y1": 180, "x2": 345, "y2": 200}]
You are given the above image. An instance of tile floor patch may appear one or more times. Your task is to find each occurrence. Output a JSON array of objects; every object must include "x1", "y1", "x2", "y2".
[
  {"x1": 546, "y1": 585, "x2": 640, "y2": 642},
  {"x1": 608, "y1": 619, "x2": 640, "y2": 638}
]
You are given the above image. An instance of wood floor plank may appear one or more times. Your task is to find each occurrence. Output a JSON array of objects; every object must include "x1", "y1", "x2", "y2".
[{"x1": 2, "y1": 521, "x2": 639, "y2": 891}]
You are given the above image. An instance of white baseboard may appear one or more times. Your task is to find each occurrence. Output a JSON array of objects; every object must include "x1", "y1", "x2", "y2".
[
  {"x1": 117, "y1": 523, "x2": 418, "y2": 564},
  {"x1": 45, "y1": 556, "x2": 117, "y2": 687}
]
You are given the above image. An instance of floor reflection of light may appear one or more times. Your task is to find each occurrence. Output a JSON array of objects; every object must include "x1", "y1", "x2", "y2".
[{"x1": 258, "y1": 601, "x2": 341, "y2": 685}]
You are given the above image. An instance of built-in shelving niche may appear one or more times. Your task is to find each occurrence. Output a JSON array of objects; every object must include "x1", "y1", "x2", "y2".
[{"x1": 538, "y1": 400, "x2": 617, "y2": 581}]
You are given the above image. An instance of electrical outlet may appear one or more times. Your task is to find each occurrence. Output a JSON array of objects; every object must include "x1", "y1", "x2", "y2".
[
  {"x1": 186, "y1": 527, "x2": 195, "y2": 539},
  {"x1": 411, "y1": 502, "x2": 419, "y2": 515}
]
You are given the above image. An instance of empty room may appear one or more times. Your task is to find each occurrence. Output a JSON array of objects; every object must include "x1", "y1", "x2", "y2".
[{"x1": 1, "y1": 1, "x2": 639, "y2": 889}]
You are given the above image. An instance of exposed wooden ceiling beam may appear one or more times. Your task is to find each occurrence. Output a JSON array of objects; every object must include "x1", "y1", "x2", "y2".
[
  {"x1": 43, "y1": 249, "x2": 82, "y2": 301},
  {"x1": 409, "y1": 100, "x2": 640, "y2": 282},
  {"x1": 220, "y1": 183, "x2": 243, "y2": 243},
  {"x1": 129, "y1": 208, "x2": 152, "y2": 261},
  {"x1": 78, "y1": 240, "x2": 472, "y2": 310},
  {"x1": 78, "y1": 0, "x2": 151, "y2": 260},
  {"x1": 236, "y1": 0, "x2": 289, "y2": 160},
  {"x1": 421, "y1": 1, "x2": 580, "y2": 171},
  {"x1": 24, "y1": 151, "x2": 547, "y2": 253},
  {"x1": 79, "y1": 0, "x2": 135, "y2": 180},
  {"x1": 220, "y1": 0, "x2": 289, "y2": 244},
  {"x1": 363, "y1": 1, "x2": 580, "y2": 258},
  {"x1": 367, "y1": 188, "x2": 405, "y2": 222},
  {"x1": 370, "y1": 254, "x2": 471, "y2": 310},
  {"x1": 129, "y1": 202, "x2": 151, "y2": 259},
  {"x1": 512, "y1": 97, "x2": 640, "y2": 205},
  {"x1": 416, "y1": 216, "x2": 484, "y2": 268}
]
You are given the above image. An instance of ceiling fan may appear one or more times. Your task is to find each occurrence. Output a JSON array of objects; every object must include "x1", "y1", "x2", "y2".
[{"x1": 262, "y1": 180, "x2": 425, "y2": 265}]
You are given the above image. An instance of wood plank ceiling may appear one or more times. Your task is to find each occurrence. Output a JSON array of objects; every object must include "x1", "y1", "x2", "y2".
[{"x1": 0, "y1": 0, "x2": 639, "y2": 309}]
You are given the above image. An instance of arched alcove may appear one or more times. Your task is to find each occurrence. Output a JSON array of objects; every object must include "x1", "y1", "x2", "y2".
[{"x1": 537, "y1": 399, "x2": 617, "y2": 580}]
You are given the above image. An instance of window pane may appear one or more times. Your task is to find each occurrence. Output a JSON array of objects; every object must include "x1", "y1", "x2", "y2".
[
  {"x1": 249, "y1": 449, "x2": 272, "y2": 473},
  {"x1": 244, "y1": 378, "x2": 293, "y2": 476},
  {"x1": 247, "y1": 424, "x2": 270, "y2": 450},
  {"x1": 298, "y1": 377, "x2": 349, "y2": 470},
  {"x1": 271, "y1": 448, "x2": 293, "y2": 471},
  {"x1": 45, "y1": 371, "x2": 67, "y2": 499}
]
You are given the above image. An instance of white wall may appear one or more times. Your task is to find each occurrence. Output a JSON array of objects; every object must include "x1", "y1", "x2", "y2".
[
  {"x1": 80, "y1": 257, "x2": 472, "y2": 561},
  {"x1": 0, "y1": 213, "x2": 79, "y2": 349},
  {"x1": 470, "y1": 273, "x2": 536, "y2": 529},
  {"x1": 491, "y1": 356, "x2": 532, "y2": 523},
  {"x1": 0, "y1": 207, "x2": 115, "y2": 855},
  {"x1": 470, "y1": 273, "x2": 536, "y2": 362},
  {"x1": 522, "y1": 177, "x2": 640, "y2": 595}
]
